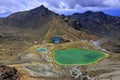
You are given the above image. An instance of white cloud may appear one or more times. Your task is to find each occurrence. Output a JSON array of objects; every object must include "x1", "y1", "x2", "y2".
[
  {"x1": 103, "y1": 0, "x2": 120, "y2": 7},
  {"x1": 59, "y1": 1, "x2": 69, "y2": 9},
  {"x1": 0, "y1": 0, "x2": 120, "y2": 17},
  {"x1": 74, "y1": 4, "x2": 82, "y2": 9}
]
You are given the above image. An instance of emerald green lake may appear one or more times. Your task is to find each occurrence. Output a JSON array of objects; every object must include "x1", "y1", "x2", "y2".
[{"x1": 53, "y1": 48, "x2": 107, "y2": 65}]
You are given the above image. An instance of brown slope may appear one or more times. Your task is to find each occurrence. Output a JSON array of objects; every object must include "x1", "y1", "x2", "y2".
[{"x1": 44, "y1": 16, "x2": 81, "y2": 41}]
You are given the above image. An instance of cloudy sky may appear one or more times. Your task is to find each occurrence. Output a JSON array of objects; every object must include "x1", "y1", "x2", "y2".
[{"x1": 0, "y1": 0, "x2": 120, "y2": 17}]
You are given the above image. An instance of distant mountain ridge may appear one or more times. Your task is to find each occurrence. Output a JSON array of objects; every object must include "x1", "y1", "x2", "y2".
[
  {"x1": 0, "y1": 5, "x2": 119, "y2": 42},
  {"x1": 71, "y1": 11, "x2": 120, "y2": 38}
]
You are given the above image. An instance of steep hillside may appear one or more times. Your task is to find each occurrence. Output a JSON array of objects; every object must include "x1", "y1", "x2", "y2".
[
  {"x1": 71, "y1": 11, "x2": 120, "y2": 38},
  {"x1": 3, "y1": 5, "x2": 54, "y2": 29}
]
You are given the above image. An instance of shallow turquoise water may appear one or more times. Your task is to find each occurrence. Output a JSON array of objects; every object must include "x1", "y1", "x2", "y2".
[{"x1": 37, "y1": 48, "x2": 47, "y2": 53}]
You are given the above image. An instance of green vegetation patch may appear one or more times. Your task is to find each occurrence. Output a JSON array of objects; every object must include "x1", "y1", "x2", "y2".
[{"x1": 53, "y1": 48, "x2": 108, "y2": 65}]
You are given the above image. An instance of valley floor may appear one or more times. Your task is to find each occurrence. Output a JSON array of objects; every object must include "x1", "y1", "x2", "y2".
[{"x1": 0, "y1": 39, "x2": 120, "y2": 80}]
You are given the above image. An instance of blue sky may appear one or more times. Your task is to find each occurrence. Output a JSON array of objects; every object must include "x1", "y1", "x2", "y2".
[{"x1": 0, "y1": 0, "x2": 120, "y2": 17}]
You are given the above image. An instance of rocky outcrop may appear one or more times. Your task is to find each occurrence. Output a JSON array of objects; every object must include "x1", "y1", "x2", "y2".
[
  {"x1": 0, "y1": 64, "x2": 19, "y2": 80},
  {"x1": 60, "y1": 14, "x2": 82, "y2": 30},
  {"x1": 70, "y1": 67, "x2": 93, "y2": 80}
]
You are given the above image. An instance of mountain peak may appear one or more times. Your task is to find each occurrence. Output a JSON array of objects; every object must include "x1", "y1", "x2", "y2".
[
  {"x1": 30, "y1": 5, "x2": 49, "y2": 13},
  {"x1": 96, "y1": 11, "x2": 104, "y2": 14},
  {"x1": 82, "y1": 11, "x2": 93, "y2": 16},
  {"x1": 40, "y1": 5, "x2": 45, "y2": 8},
  {"x1": 95, "y1": 11, "x2": 105, "y2": 16},
  {"x1": 84, "y1": 11, "x2": 105, "y2": 15},
  {"x1": 84, "y1": 11, "x2": 93, "y2": 14},
  {"x1": 38, "y1": 5, "x2": 48, "y2": 10},
  {"x1": 3, "y1": 5, "x2": 54, "y2": 28}
]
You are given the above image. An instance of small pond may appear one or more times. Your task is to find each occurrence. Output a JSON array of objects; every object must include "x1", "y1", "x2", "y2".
[
  {"x1": 52, "y1": 37, "x2": 61, "y2": 44},
  {"x1": 37, "y1": 48, "x2": 47, "y2": 53}
]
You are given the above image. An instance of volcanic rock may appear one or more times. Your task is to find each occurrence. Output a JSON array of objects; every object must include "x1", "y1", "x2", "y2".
[{"x1": 0, "y1": 64, "x2": 19, "y2": 80}]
